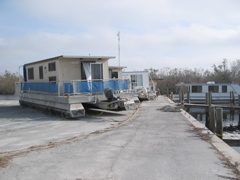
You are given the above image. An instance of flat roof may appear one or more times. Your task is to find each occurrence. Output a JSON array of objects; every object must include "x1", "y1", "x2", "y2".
[
  {"x1": 24, "y1": 55, "x2": 116, "y2": 66},
  {"x1": 176, "y1": 83, "x2": 239, "y2": 86},
  {"x1": 109, "y1": 66, "x2": 127, "y2": 69},
  {"x1": 122, "y1": 71, "x2": 149, "y2": 74}
]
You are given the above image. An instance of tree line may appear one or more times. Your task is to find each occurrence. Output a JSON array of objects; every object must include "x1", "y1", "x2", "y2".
[
  {"x1": 0, "y1": 71, "x2": 19, "y2": 94},
  {"x1": 147, "y1": 59, "x2": 240, "y2": 95}
]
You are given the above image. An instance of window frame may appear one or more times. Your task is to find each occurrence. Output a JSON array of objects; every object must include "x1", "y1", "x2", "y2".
[
  {"x1": 48, "y1": 62, "x2": 56, "y2": 72},
  {"x1": 208, "y1": 86, "x2": 219, "y2": 93},
  {"x1": 222, "y1": 86, "x2": 227, "y2": 93},
  {"x1": 49, "y1": 76, "x2": 57, "y2": 84},
  {"x1": 39, "y1": 66, "x2": 43, "y2": 79},
  {"x1": 192, "y1": 86, "x2": 202, "y2": 93},
  {"x1": 28, "y1": 67, "x2": 34, "y2": 80}
]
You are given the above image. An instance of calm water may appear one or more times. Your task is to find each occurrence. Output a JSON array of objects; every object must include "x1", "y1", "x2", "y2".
[
  {"x1": 232, "y1": 147, "x2": 240, "y2": 153},
  {"x1": 188, "y1": 108, "x2": 240, "y2": 128},
  {"x1": 187, "y1": 107, "x2": 240, "y2": 153}
]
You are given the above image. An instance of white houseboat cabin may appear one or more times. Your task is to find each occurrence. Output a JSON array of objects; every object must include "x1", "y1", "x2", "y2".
[
  {"x1": 122, "y1": 71, "x2": 157, "y2": 100},
  {"x1": 175, "y1": 82, "x2": 240, "y2": 104},
  {"x1": 17, "y1": 55, "x2": 137, "y2": 118}
]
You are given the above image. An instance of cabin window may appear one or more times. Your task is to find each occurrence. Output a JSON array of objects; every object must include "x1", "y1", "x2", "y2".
[
  {"x1": 208, "y1": 86, "x2": 219, "y2": 93},
  {"x1": 48, "y1": 62, "x2": 56, "y2": 71},
  {"x1": 39, "y1": 66, "x2": 43, "y2": 79},
  {"x1": 111, "y1": 71, "x2": 118, "y2": 79},
  {"x1": 49, "y1": 76, "x2": 56, "y2": 84},
  {"x1": 192, "y1": 86, "x2": 202, "y2": 93},
  {"x1": 91, "y1": 63, "x2": 103, "y2": 80},
  {"x1": 222, "y1": 86, "x2": 227, "y2": 93},
  {"x1": 28, "y1": 67, "x2": 34, "y2": 80}
]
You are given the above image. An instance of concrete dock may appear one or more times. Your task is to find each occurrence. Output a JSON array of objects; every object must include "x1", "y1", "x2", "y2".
[{"x1": 0, "y1": 96, "x2": 240, "y2": 179}]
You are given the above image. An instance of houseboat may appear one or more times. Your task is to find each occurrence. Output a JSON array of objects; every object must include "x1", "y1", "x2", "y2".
[
  {"x1": 122, "y1": 71, "x2": 157, "y2": 100},
  {"x1": 174, "y1": 82, "x2": 240, "y2": 104},
  {"x1": 15, "y1": 55, "x2": 138, "y2": 118}
]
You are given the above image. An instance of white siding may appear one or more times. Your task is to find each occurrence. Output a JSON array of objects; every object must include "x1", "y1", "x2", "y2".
[{"x1": 122, "y1": 71, "x2": 150, "y2": 90}]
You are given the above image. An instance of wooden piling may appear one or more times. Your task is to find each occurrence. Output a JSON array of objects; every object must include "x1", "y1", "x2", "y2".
[
  {"x1": 197, "y1": 114, "x2": 201, "y2": 121},
  {"x1": 205, "y1": 93, "x2": 208, "y2": 105},
  {"x1": 170, "y1": 92, "x2": 173, "y2": 100},
  {"x1": 182, "y1": 90, "x2": 184, "y2": 104},
  {"x1": 230, "y1": 91, "x2": 235, "y2": 105},
  {"x1": 179, "y1": 90, "x2": 181, "y2": 103},
  {"x1": 205, "y1": 111, "x2": 209, "y2": 128},
  {"x1": 230, "y1": 103, "x2": 235, "y2": 126},
  {"x1": 179, "y1": 90, "x2": 184, "y2": 104},
  {"x1": 187, "y1": 91, "x2": 190, "y2": 103},
  {"x1": 215, "y1": 108, "x2": 223, "y2": 139},
  {"x1": 209, "y1": 105, "x2": 215, "y2": 133},
  {"x1": 238, "y1": 95, "x2": 240, "y2": 106},
  {"x1": 238, "y1": 113, "x2": 240, "y2": 130},
  {"x1": 205, "y1": 92, "x2": 212, "y2": 106},
  {"x1": 209, "y1": 92, "x2": 212, "y2": 106}
]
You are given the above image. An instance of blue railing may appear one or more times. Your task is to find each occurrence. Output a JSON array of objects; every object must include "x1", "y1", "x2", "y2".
[
  {"x1": 21, "y1": 79, "x2": 129, "y2": 94},
  {"x1": 64, "y1": 79, "x2": 129, "y2": 94},
  {"x1": 22, "y1": 82, "x2": 58, "y2": 93}
]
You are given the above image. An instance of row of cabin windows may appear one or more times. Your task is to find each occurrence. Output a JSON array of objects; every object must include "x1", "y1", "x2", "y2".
[
  {"x1": 27, "y1": 62, "x2": 56, "y2": 82},
  {"x1": 192, "y1": 85, "x2": 228, "y2": 93}
]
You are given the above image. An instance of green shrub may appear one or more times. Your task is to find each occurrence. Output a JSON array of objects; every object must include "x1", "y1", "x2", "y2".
[{"x1": 0, "y1": 70, "x2": 20, "y2": 94}]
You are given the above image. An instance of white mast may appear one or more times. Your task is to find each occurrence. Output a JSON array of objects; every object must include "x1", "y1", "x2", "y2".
[{"x1": 117, "y1": 32, "x2": 120, "y2": 66}]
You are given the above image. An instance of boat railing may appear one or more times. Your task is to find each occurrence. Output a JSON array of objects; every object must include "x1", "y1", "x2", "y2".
[
  {"x1": 16, "y1": 81, "x2": 59, "y2": 95},
  {"x1": 16, "y1": 79, "x2": 130, "y2": 96},
  {"x1": 64, "y1": 79, "x2": 129, "y2": 96}
]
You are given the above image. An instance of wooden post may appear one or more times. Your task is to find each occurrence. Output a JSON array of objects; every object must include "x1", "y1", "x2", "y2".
[
  {"x1": 206, "y1": 92, "x2": 212, "y2": 106},
  {"x1": 216, "y1": 108, "x2": 223, "y2": 139},
  {"x1": 182, "y1": 90, "x2": 184, "y2": 104},
  {"x1": 187, "y1": 91, "x2": 190, "y2": 103},
  {"x1": 205, "y1": 93, "x2": 208, "y2": 105},
  {"x1": 179, "y1": 90, "x2": 182, "y2": 103},
  {"x1": 238, "y1": 95, "x2": 240, "y2": 106},
  {"x1": 209, "y1": 91, "x2": 212, "y2": 106},
  {"x1": 179, "y1": 90, "x2": 184, "y2": 104},
  {"x1": 209, "y1": 105, "x2": 215, "y2": 133},
  {"x1": 232, "y1": 92, "x2": 235, "y2": 105},
  {"x1": 230, "y1": 103, "x2": 235, "y2": 127},
  {"x1": 170, "y1": 92, "x2": 173, "y2": 100},
  {"x1": 197, "y1": 114, "x2": 201, "y2": 121},
  {"x1": 205, "y1": 110, "x2": 209, "y2": 128},
  {"x1": 230, "y1": 91, "x2": 235, "y2": 105},
  {"x1": 238, "y1": 112, "x2": 240, "y2": 130},
  {"x1": 230, "y1": 91, "x2": 232, "y2": 104}
]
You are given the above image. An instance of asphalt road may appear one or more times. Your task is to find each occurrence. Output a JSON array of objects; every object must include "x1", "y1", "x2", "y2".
[{"x1": 0, "y1": 96, "x2": 238, "y2": 179}]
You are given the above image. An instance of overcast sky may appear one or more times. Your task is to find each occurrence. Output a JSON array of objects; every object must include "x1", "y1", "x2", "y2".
[{"x1": 1, "y1": 0, "x2": 240, "y2": 73}]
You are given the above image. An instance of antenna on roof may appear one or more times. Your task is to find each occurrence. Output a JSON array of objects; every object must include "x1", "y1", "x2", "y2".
[{"x1": 117, "y1": 31, "x2": 120, "y2": 66}]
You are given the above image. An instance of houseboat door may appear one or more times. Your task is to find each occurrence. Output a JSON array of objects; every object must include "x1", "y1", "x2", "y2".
[
  {"x1": 82, "y1": 62, "x2": 103, "y2": 80},
  {"x1": 90, "y1": 63, "x2": 103, "y2": 80}
]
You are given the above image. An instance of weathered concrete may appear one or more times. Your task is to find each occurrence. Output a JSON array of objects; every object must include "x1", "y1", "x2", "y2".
[
  {"x1": 0, "y1": 99, "x2": 135, "y2": 153},
  {"x1": 0, "y1": 96, "x2": 239, "y2": 179}
]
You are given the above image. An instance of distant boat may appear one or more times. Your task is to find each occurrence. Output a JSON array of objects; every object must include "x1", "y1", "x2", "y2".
[{"x1": 174, "y1": 82, "x2": 240, "y2": 104}]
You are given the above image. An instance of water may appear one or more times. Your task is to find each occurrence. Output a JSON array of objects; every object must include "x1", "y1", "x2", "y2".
[
  {"x1": 187, "y1": 107, "x2": 240, "y2": 153},
  {"x1": 188, "y1": 108, "x2": 240, "y2": 128},
  {"x1": 232, "y1": 146, "x2": 240, "y2": 153}
]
